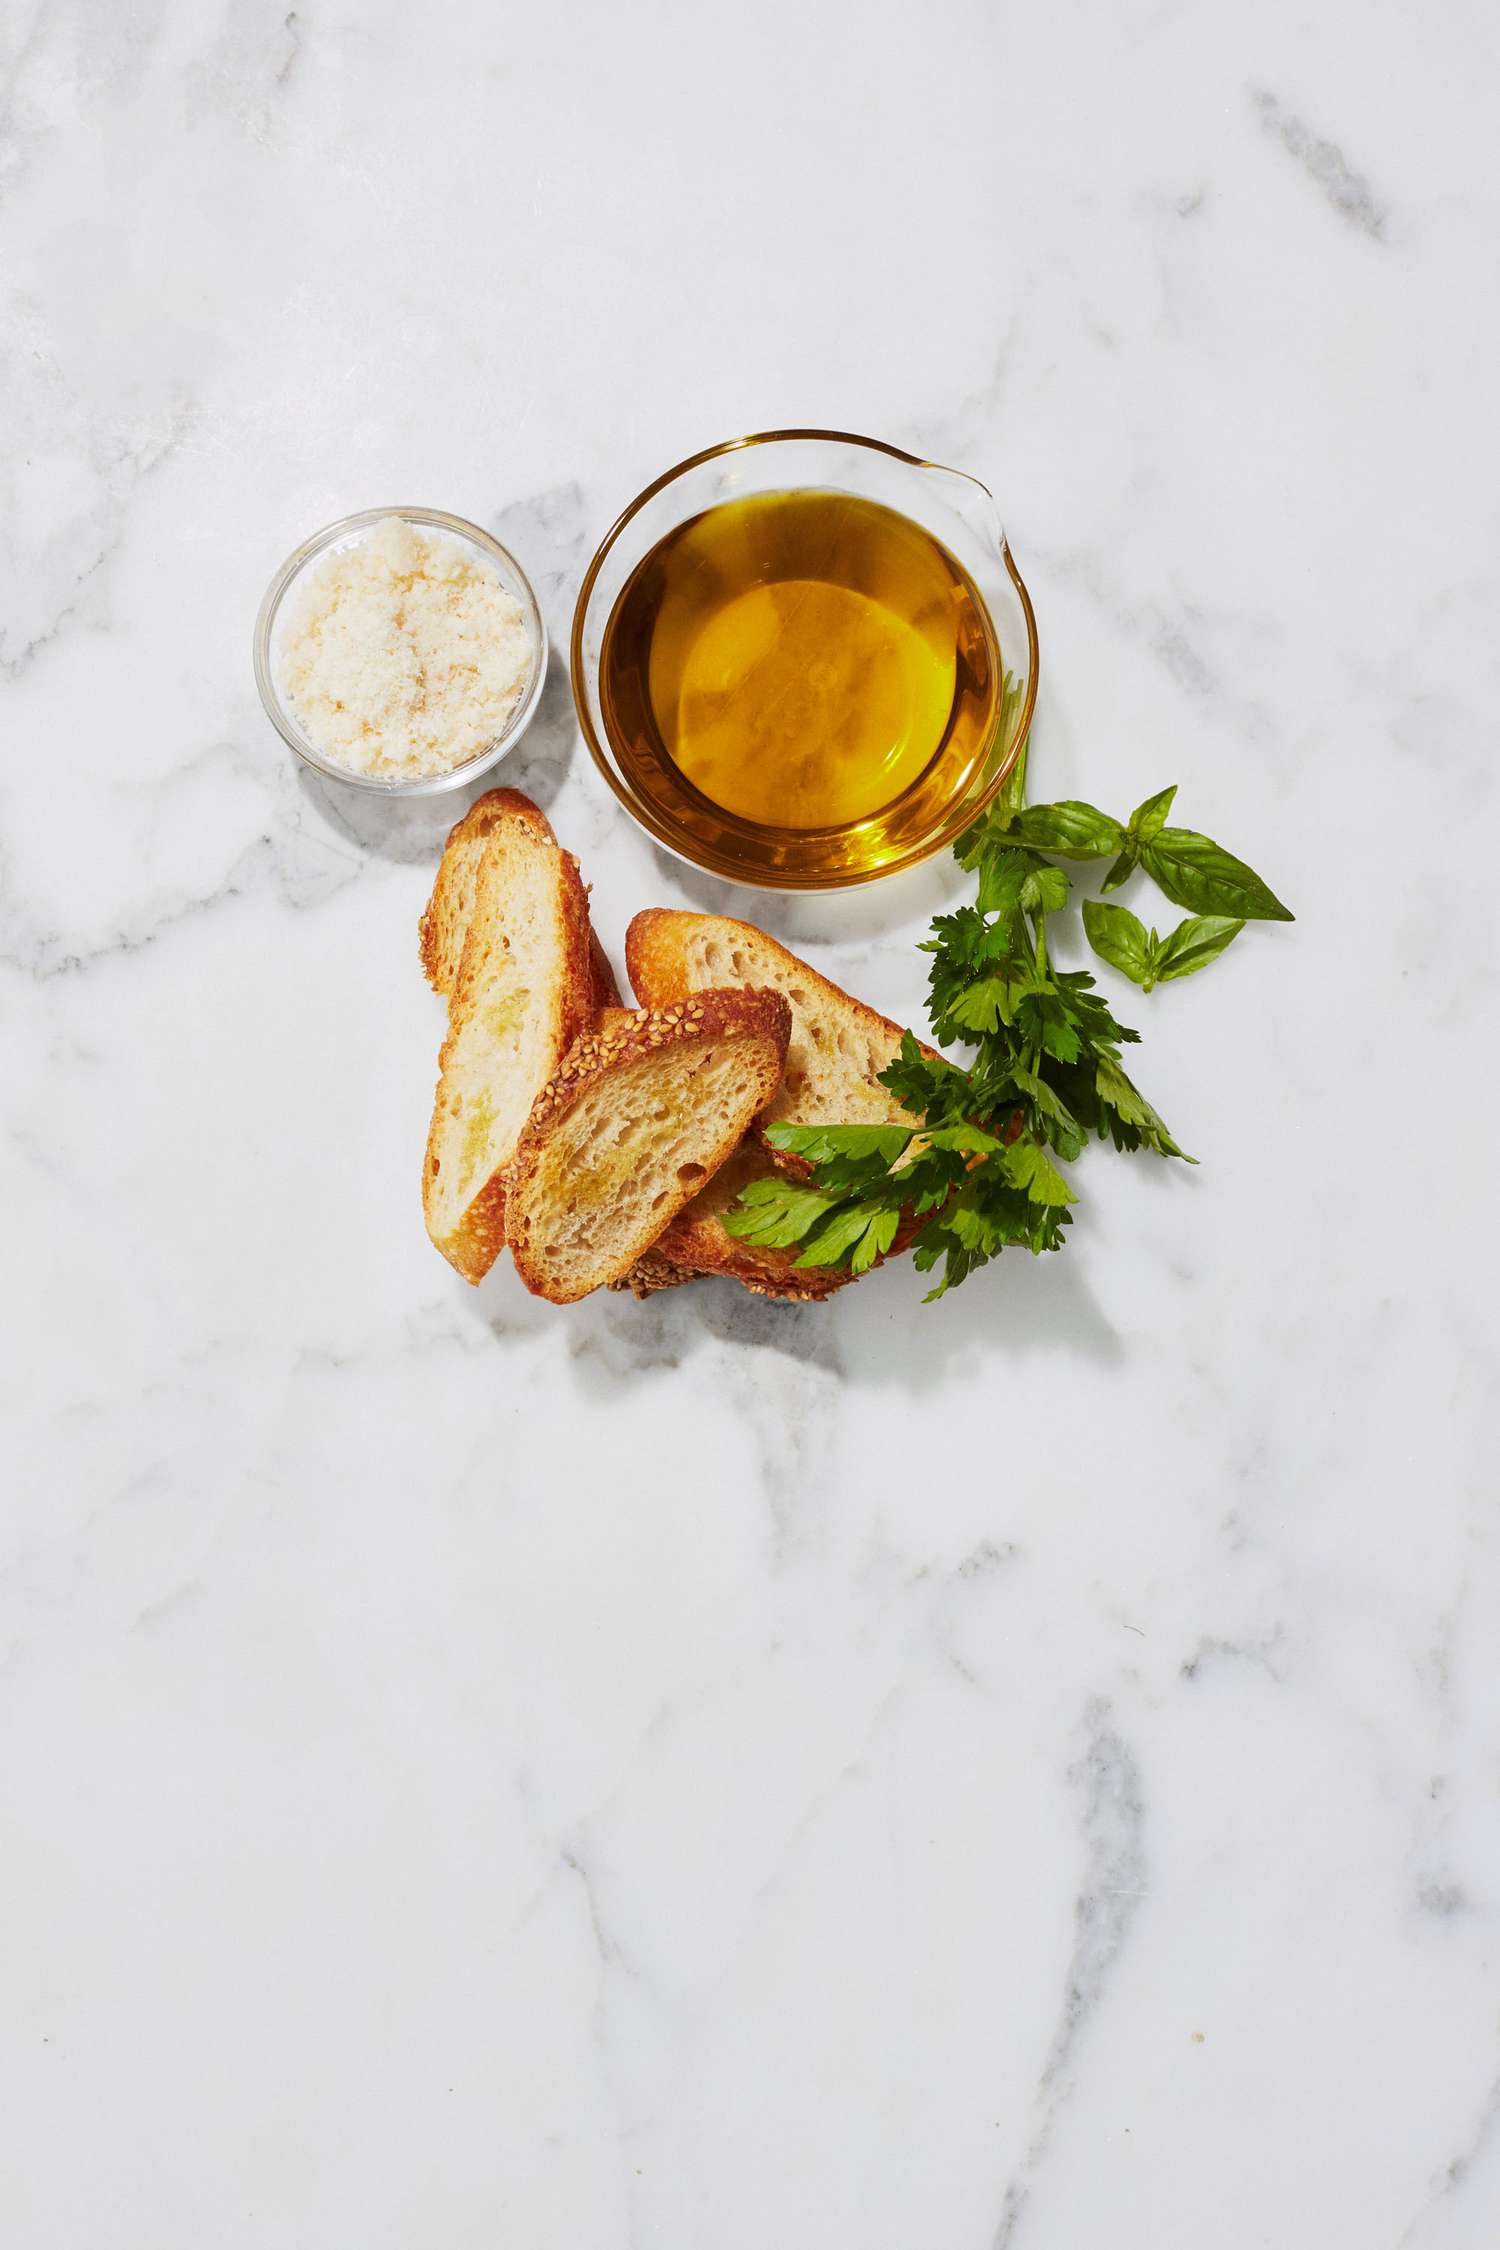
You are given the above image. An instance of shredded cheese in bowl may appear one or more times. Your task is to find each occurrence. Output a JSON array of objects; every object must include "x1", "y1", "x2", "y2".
[{"x1": 274, "y1": 515, "x2": 537, "y2": 782}]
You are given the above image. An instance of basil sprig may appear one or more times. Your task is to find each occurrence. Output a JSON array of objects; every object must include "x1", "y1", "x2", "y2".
[
  {"x1": 963, "y1": 778, "x2": 1292, "y2": 982},
  {"x1": 1082, "y1": 901, "x2": 1245, "y2": 992}
]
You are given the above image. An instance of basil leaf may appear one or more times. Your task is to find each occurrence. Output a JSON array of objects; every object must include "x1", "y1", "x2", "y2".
[
  {"x1": 1100, "y1": 844, "x2": 1139, "y2": 894},
  {"x1": 1082, "y1": 899, "x2": 1152, "y2": 985},
  {"x1": 1151, "y1": 914, "x2": 1244, "y2": 985},
  {"x1": 1128, "y1": 784, "x2": 1177, "y2": 840},
  {"x1": 1139, "y1": 828, "x2": 1293, "y2": 921},
  {"x1": 1011, "y1": 801, "x2": 1125, "y2": 858}
]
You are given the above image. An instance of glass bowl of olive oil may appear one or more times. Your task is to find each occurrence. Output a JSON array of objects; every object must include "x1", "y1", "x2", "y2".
[{"x1": 571, "y1": 430, "x2": 1038, "y2": 891}]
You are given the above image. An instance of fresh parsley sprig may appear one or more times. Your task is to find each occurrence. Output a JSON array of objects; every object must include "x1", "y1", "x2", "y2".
[{"x1": 722, "y1": 746, "x2": 1292, "y2": 1301}]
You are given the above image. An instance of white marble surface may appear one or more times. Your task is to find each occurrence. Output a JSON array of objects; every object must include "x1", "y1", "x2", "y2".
[{"x1": 3, "y1": 2, "x2": 1497, "y2": 2243}]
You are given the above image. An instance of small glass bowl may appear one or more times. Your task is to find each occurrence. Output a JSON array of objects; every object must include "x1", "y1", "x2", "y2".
[
  {"x1": 253, "y1": 506, "x2": 548, "y2": 797},
  {"x1": 570, "y1": 429, "x2": 1039, "y2": 891}
]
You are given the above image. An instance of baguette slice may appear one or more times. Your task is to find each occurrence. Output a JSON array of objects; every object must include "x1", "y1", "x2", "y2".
[
  {"x1": 419, "y1": 787, "x2": 621, "y2": 1011},
  {"x1": 419, "y1": 789, "x2": 550, "y2": 994},
  {"x1": 422, "y1": 819, "x2": 596, "y2": 1283},
  {"x1": 654, "y1": 1140, "x2": 851, "y2": 1301},
  {"x1": 625, "y1": 911, "x2": 929, "y2": 1147},
  {"x1": 507, "y1": 990, "x2": 792, "y2": 1304},
  {"x1": 622, "y1": 912, "x2": 933, "y2": 1295}
]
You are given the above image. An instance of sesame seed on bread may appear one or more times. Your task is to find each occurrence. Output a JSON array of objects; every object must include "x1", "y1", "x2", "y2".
[
  {"x1": 607, "y1": 1247, "x2": 700, "y2": 1300},
  {"x1": 505, "y1": 990, "x2": 792, "y2": 1304}
]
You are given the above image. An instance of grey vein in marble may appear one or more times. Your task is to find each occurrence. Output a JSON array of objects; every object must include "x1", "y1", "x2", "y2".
[
  {"x1": 1251, "y1": 87, "x2": 1388, "y2": 239},
  {"x1": 3, "y1": 5, "x2": 1495, "y2": 2244},
  {"x1": 1399, "y1": 2069, "x2": 1500, "y2": 2246},
  {"x1": 993, "y1": 1700, "x2": 1147, "y2": 2249}
]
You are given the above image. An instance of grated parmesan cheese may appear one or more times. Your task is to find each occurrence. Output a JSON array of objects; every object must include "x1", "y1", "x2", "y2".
[{"x1": 278, "y1": 516, "x2": 535, "y2": 779}]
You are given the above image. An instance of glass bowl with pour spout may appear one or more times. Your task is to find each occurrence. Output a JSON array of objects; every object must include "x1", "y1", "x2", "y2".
[{"x1": 570, "y1": 429, "x2": 1038, "y2": 892}]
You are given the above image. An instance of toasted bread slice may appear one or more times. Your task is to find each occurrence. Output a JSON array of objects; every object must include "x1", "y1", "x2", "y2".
[
  {"x1": 419, "y1": 789, "x2": 553, "y2": 994},
  {"x1": 583, "y1": 1012, "x2": 828, "y2": 1300},
  {"x1": 420, "y1": 788, "x2": 621, "y2": 1012},
  {"x1": 625, "y1": 912, "x2": 929, "y2": 1146},
  {"x1": 654, "y1": 1140, "x2": 851, "y2": 1301},
  {"x1": 608, "y1": 1214, "x2": 840, "y2": 1302},
  {"x1": 422, "y1": 821, "x2": 596, "y2": 1283},
  {"x1": 507, "y1": 991, "x2": 792, "y2": 1304},
  {"x1": 624, "y1": 911, "x2": 932, "y2": 1293}
]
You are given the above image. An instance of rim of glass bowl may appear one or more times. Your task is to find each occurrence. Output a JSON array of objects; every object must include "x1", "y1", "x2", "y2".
[
  {"x1": 253, "y1": 506, "x2": 549, "y2": 798},
  {"x1": 569, "y1": 428, "x2": 1040, "y2": 891}
]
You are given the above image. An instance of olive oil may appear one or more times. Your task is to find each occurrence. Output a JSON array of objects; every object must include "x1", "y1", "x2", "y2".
[{"x1": 599, "y1": 490, "x2": 1000, "y2": 880}]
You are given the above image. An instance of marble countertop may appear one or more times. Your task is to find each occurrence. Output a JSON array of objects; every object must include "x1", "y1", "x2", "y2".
[{"x1": 4, "y1": 3, "x2": 1496, "y2": 2244}]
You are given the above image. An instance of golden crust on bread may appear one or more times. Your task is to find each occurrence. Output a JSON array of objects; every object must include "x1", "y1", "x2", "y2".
[
  {"x1": 419, "y1": 787, "x2": 621, "y2": 1018},
  {"x1": 419, "y1": 789, "x2": 556, "y2": 996},
  {"x1": 653, "y1": 1140, "x2": 850, "y2": 1300},
  {"x1": 422, "y1": 818, "x2": 596, "y2": 1283},
  {"x1": 586, "y1": 933, "x2": 623, "y2": 1012},
  {"x1": 420, "y1": 824, "x2": 926, "y2": 1306},
  {"x1": 506, "y1": 990, "x2": 792, "y2": 1304}
]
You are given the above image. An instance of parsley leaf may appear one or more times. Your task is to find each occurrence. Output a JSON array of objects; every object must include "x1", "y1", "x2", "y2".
[
  {"x1": 1094, "y1": 1056, "x2": 1194, "y2": 1160},
  {"x1": 764, "y1": 1122, "x2": 914, "y2": 1185},
  {"x1": 722, "y1": 1177, "x2": 844, "y2": 1249},
  {"x1": 1001, "y1": 1140, "x2": 1078, "y2": 1205},
  {"x1": 797, "y1": 1201, "x2": 899, "y2": 1273},
  {"x1": 721, "y1": 766, "x2": 1282, "y2": 1297}
]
